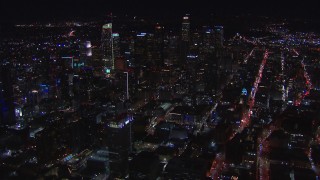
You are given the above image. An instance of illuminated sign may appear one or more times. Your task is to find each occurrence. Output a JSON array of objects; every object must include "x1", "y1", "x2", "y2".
[
  {"x1": 187, "y1": 55, "x2": 198, "y2": 59},
  {"x1": 85, "y1": 41, "x2": 92, "y2": 48},
  {"x1": 15, "y1": 108, "x2": 22, "y2": 117},
  {"x1": 112, "y1": 33, "x2": 119, "y2": 37},
  {"x1": 137, "y1": 32, "x2": 147, "y2": 37},
  {"x1": 183, "y1": 17, "x2": 189, "y2": 20},
  {"x1": 40, "y1": 84, "x2": 49, "y2": 93},
  {"x1": 73, "y1": 62, "x2": 85, "y2": 68},
  {"x1": 242, "y1": 88, "x2": 248, "y2": 96},
  {"x1": 102, "y1": 23, "x2": 112, "y2": 29},
  {"x1": 107, "y1": 115, "x2": 133, "y2": 128},
  {"x1": 105, "y1": 68, "x2": 111, "y2": 74}
]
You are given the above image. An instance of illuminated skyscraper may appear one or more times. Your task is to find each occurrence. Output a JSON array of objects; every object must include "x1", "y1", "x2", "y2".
[
  {"x1": 106, "y1": 114, "x2": 133, "y2": 152},
  {"x1": 101, "y1": 23, "x2": 114, "y2": 69},
  {"x1": 106, "y1": 114, "x2": 133, "y2": 177},
  {"x1": 181, "y1": 14, "x2": 190, "y2": 42},
  {"x1": 180, "y1": 14, "x2": 190, "y2": 63},
  {"x1": 112, "y1": 33, "x2": 120, "y2": 58}
]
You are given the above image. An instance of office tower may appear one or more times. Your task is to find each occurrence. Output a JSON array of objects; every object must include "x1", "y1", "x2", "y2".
[
  {"x1": 154, "y1": 23, "x2": 164, "y2": 67},
  {"x1": 134, "y1": 31, "x2": 161, "y2": 67},
  {"x1": 155, "y1": 23, "x2": 164, "y2": 44},
  {"x1": 0, "y1": 64, "x2": 15, "y2": 125},
  {"x1": 190, "y1": 32, "x2": 201, "y2": 48},
  {"x1": 180, "y1": 14, "x2": 191, "y2": 63},
  {"x1": 188, "y1": 32, "x2": 200, "y2": 61},
  {"x1": 106, "y1": 114, "x2": 133, "y2": 177},
  {"x1": 112, "y1": 33, "x2": 120, "y2": 59},
  {"x1": 164, "y1": 34, "x2": 179, "y2": 65},
  {"x1": 101, "y1": 23, "x2": 114, "y2": 69},
  {"x1": 181, "y1": 14, "x2": 190, "y2": 42},
  {"x1": 146, "y1": 34, "x2": 156, "y2": 66},
  {"x1": 78, "y1": 41, "x2": 92, "y2": 68},
  {"x1": 202, "y1": 26, "x2": 215, "y2": 54},
  {"x1": 106, "y1": 114, "x2": 133, "y2": 152},
  {"x1": 134, "y1": 32, "x2": 148, "y2": 66},
  {"x1": 214, "y1": 26, "x2": 224, "y2": 49}
]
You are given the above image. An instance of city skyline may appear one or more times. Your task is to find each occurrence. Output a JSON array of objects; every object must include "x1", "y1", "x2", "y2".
[
  {"x1": 1, "y1": 0, "x2": 320, "y2": 23},
  {"x1": 1, "y1": 2, "x2": 320, "y2": 179}
]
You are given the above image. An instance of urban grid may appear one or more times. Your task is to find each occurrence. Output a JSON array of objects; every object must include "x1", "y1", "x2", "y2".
[{"x1": 1, "y1": 2, "x2": 320, "y2": 179}]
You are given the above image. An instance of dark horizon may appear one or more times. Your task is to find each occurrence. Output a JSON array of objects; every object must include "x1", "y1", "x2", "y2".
[{"x1": 1, "y1": 0, "x2": 320, "y2": 24}]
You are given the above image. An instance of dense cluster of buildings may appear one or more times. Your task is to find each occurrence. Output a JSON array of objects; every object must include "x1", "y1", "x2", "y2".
[{"x1": 0, "y1": 14, "x2": 320, "y2": 179}]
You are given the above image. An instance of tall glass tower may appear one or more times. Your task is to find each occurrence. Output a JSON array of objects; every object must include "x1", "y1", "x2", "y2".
[
  {"x1": 181, "y1": 14, "x2": 190, "y2": 42},
  {"x1": 180, "y1": 14, "x2": 190, "y2": 63},
  {"x1": 101, "y1": 23, "x2": 114, "y2": 70},
  {"x1": 112, "y1": 33, "x2": 120, "y2": 58}
]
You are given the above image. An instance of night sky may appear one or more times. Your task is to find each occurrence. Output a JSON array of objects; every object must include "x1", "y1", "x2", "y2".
[{"x1": 1, "y1": 0, "x2": 320, "y2": 23}]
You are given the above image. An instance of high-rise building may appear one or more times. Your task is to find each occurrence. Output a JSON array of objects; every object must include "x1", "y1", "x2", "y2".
[
  {"x1": 154, "y1": 23, "x2": 164, "y2": 67},
  {"x1": 106, "y1": 113, "x2": 133, "y2": 152},
  {"x1": 101, "y1": 23, "x2": 114, "y2": 69},
  {"x1": 180, "y1": 15, "x2": 191, "y2": 63},
  {"x1": 112, "y1": 33, "x2": 120, "y2": 58},
  {"x1": 202, "y1": 26, "x2": 215, "y2": 54},
  {"x1": 106, "y1": 113, "x2": 133, "y2": 177},
  {"x1": 134, "y1": 32, "x2": 148, "y2": 66},
  {"x1": 181, "y1": 15, "x2": 190, "y2": 42},
  {"x1": 190, "y1": 32, "x2": 201, "y2": 48},
  {"x1": 214, "y1": 26, "x2": 224, "y2": 49},
  {"x1": 164, "y1": 34, "x2": 179, "y2": 66},
  {"x1": 0, "y1": 64, "x2": 15, "y2": 125}
]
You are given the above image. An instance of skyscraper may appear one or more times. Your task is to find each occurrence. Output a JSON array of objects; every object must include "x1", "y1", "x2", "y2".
[
  {"x1": 0, "y1": 64, "x2": 15, "y2": 125},
  {"x1": 214, "y1": 26, "x2": 224, "y2": 49},
  {"x1": 112, "y1": 33, "x2": 120, "y2": 58},
  {"x1": 180, "y1": 14, "x2": 190, "y2": 63},
  {"x1": 134, "y1": 32, "x2": 148, "y2": 66},
  {"x1": 202, "y1": 26, "x2": 215, "y2": 54},
  {"x1": 154, "y1": 23, "x2": 164, "y2": 67},
  {"x1": 101, "y1": 23, "x2": 114, "y2": 70},
  {"x1": 181, "y1": 14, "x2": 190, "y2": 42},
  {"x1": 106, "y1": 114, "x2": 133, "y2": 152},
  {"x1": 106, "y1": 113, "x2": 133, "y2": 177}
]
